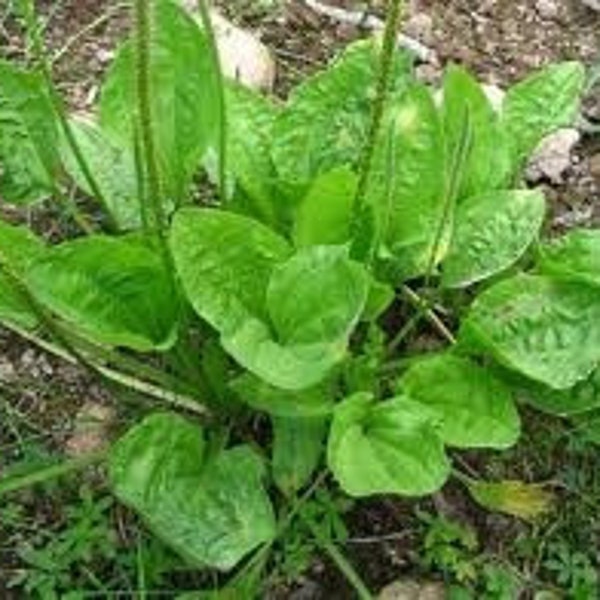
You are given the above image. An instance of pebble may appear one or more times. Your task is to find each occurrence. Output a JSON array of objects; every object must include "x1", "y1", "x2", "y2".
[
  {"x1": 378, "y1": 579, "x2": 445, "y2": 600},
  {"x1": 526, "y1": 128, "x2": 581, "y2": 184},
  {"x1": 182, "y1": 2, "x2": 276, "y2": 91},
  {"x1": 589, "y1": 153, "x2": 600, "y2": 180},
  {"x1": 535, "y1": 0, "x2": 559, "y2": 19}
]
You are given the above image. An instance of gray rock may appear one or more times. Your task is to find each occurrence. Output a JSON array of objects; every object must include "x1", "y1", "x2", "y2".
[{"x1": 526, "y1": 128, "x2": 581, "y2": 184}]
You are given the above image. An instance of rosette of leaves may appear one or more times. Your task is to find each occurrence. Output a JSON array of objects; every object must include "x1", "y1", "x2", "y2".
[{"x1": 0, "y1": 0, "x2": 594, "y2": 577}]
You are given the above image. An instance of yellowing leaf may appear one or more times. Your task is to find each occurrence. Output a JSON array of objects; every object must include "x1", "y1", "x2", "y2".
[{"x1": 467, "y1": 479, "x2": 554, "y2": 522}]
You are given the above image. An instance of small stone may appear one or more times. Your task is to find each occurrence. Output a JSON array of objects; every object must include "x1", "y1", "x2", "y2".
[
  {"x1": 96, "y1": 48, "x2": 115, "y2": 65},
  {"x1": 404, "y1": 12, "x2": 434, "y2": 46},
  {"x1": 378, "y1": 579, "x2": 445, "y2": 600},
  {"x1": 65, "y1": 402, "x2": 115, "y2": 457},
  {"x1": 581, "y1": 0, "x2": 600, "y2": 11},
  {"x1": 0, "y1": 358, "x2": 16, "y2": 382},
  {"x1": 526, "y1": 128, "x2": 581, "y2": 184},
  {"x1": 535, "y1": 0, "x2": 559, "y2": 19},
  {"x1": 182, "y1": 3, "x2": 276, "y2": 91}
]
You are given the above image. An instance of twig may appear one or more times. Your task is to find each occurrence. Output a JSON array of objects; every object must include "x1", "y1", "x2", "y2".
[
  {"x1": 303, "y1": 0, "x2": 434, "y2": 63},
  {"x1": 1, "y1": 322, "x2": 210, "y2": 417}
]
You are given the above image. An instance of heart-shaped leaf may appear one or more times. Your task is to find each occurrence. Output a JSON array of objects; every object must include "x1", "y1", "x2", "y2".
[
  {"x1": 398, "y1": 354, "x2": 520, "y2": 448},
  {"x1": 327, "y1": 393, "x2": 450, "y2": 497},
  {"x1": 110, "y1": 413, "x2": 276, "y2": 570}
]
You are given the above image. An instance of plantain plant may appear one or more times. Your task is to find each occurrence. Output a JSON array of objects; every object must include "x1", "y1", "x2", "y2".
[{"x1": 0, "y1": 0, "x2": 596, "y2": 594}]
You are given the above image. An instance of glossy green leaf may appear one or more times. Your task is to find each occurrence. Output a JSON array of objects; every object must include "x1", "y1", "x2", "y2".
[
  {"x1": 26, "y1": 235, "x2": 180, "y2": 351},
  {"x1": 442, "y1": 65, "x2": 510, "y2": 198},
  {"x1": 0, "y1": 61, "x2": 60, "y2": 203},
  {"x1": 272, "y1": 39, "x2": 411, "y2": 191},
  {"x1": 362, "y1": 278, "x2": 394, "y2": 322},
  {"x1": 327, "y1": 393, "x2": 450, "y2": 497},
  {"x1": 172, "y1": 209, "x2": 368, "y2": 389},
  {"x1": 171, "y1": 208, "x2": 291, "y2": 332},
  {"x1": 99, "y1": 0, "x2": 221, "y2": 203},
  {"x1": 519, "y1": 367, "x2": 600, "y2": 417},
  {"x1": 225, "y1": 83, "x2": 281, "y2": 228},
  {"x1": 110, "y1": 413, "x2": 276, "y2": 570},
  {"x1": 61, "y1": 118, "x2": 140, "y2": 229},
  {"x1": 0, "y1": 221, "x2": 45, "y2": 328},
  {"x1": 538, "y1": 228, "x2": 600, "y2": 287},
  {"x1": 369, "y1": 85, "x2": 448, "y2": 281},
  {"x1": 398, "y1": 354, "x2": 520, "y2": 448},
  {"x1": 227, "y1": 247, "x2": 368, "y2": 389},
  {"x1": 502, "y1": 62, "x2": 585, "y2": 168},
  {"x1": 460, "y1": 274, "x2": 600, "y2": 390},
  {"x1": 231, "y1": 374, "x2": 335, "y2": 417},
  {"x1": 293, "y1": 167, "x2": 357, "y2": 247},
  {"x1": 442, "y1": 189, "x2": 546, "y2": 288},
  {"x1": 267, "y1": 245, "x2": 368, "y2": 346},
  {"x1": 272, "y1": 415, "x2": 327, "y2": 496}
]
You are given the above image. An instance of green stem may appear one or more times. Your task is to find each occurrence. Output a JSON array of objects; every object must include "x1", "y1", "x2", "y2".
[
  {"x1": 424, "y1": 107, "x2": 473, "y2": 286},
  {"x1": 351, "y1": 0, "x2": 403, "y2": 252},
  {"x1": 387, "y1": 285, "x2": 455, "y2": 354},
  {"x1": 134, "y1": 0, "x2": 165, "y2": 235},
  {"x1": 195, "y1": 0, "x2": 228, "y2": 199},
  {"x1": 302, "y1": 515, "x2": 374, "y2": 600},
  {"x1": 2, "y1": 320, "x2": 210, "y2": 417},
  {"x1": 22, "y1": 0, "x2": 119, "y2": 232},
  {"x1": 0, "y1": 451, "x2": 105, "y2": 497}
]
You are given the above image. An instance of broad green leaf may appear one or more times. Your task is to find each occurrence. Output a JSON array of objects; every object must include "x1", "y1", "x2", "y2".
[
  {"x1": 0, "y1": 221, "x2": 45, "y2": 328},
  {"x1": 442, "y1": 189, "x2": 546, "y2": 288},
  {"x1": 327, "y1": 393, "x2": 450, "y2": 497},
  {"x1": 398, "y1": 354, "x2": 520, "y2": 448},
  {"x1": 110, "y1": 413, "x2": 276, "y2": 570},
  {"x1": 519, "y1": 367, "x2": 600, "y2": 417},
  {"x1": 293, "y1": 167, "x2": 357, "y2": 247},
  {"x1": 171, "y1": 208, "x2": 291, "y2": 332},
  {"x1": 172, "y1": 209, "x2": 368, "y2": 389},
  {"x1": 538, "y1": 228, "x2": 600, "y2": 287},
  {"x1": 26, "y1": 235, "x2": 180, "y2": 351},
  {"x1": 99, "y1": 0, "x2": 221, "y2": 203},
  {"x1": 0, "y1": 61, "x2": 60, "y2": 203},
  {"x1": 502, "y1": 62, "x2": 585, "y2": 168},
  {"x1": 272, "y1": 39, "x2": 411, "y2": 191},
  {"x1": 225, "y1": 83, "x2": 281, "y2": 228},
  {"x1": 460, "y1": 274, "x2": 600, "y2": 390},
  {"x1": 61, "y1": 118, "x2": 140, "y2": 229},
  {"x1": 231, "y1": 374, "x2": 335, "y2": 417},
  {"x1": 267, "y1": 246, "x2": 368, "y2": 346},
  {"x1": 442, "y1": 65, "x2": 510, "y2": 198},
  {"x1": 226, "y1": 246, "x2": 368, "y2": 389},
  {"x1": 466, "y1": 479, "x2": 554, "y2": 522},
  {"x1": 369, "y1": 85, "x2": 447, "y2": 281},
  {"x1": 272, "y1": 415, "x2": 327, "y2": 496}
]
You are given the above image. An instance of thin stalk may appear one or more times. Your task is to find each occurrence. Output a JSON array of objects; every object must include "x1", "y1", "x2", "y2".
[
  {"x1": 424, "y1": 107, "x2": 473, "y2": 285},
  {"x1": 0, "y1": 451, "x2": 105, "y2": 497},
  {"x1": 387, "y1": 285, "x2": 454, "y2": 354},
  {"x1": 51, "y1": 2, "x2": 128, "y2": 65},
  {"x1": 2, "y1": 320, "x2": 210, "y2": 417},
  {"x1": 22, "y1": 0, "x2": 119, "y2": 232},
  {"x1": 133, "y1": 0, "x2": 165, "y2": 235},
  {"x1": 302, "y1": 514, "x2": 374, "y2": 600},
  {"x1": 195, "y1": 0, "x2": 228, "y2": 199},
  {"x1": 351, "y1": 0, "x2": 403, "y2": 245}
]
